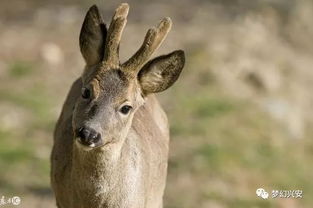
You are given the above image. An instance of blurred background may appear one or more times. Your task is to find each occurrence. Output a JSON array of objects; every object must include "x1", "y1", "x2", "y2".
[{"x1": 0, "y1": 0, "x2": 313, "y2": 207}]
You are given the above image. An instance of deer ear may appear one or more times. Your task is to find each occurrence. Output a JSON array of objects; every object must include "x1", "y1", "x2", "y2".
[
  {"x1": 79, "y1": 5, "x2": 107, "y2": 66},
  {"x1": 138, "y1": 50, "x2": 185, "y2": 95}
]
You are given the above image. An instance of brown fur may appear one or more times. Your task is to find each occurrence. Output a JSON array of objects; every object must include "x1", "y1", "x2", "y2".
[{"x1": 51, "y1": 3, "x2": 185, "y2": 208}]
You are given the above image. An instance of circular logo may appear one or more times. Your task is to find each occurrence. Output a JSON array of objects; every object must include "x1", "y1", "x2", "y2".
[
  {"x1": 256, "y1": 188, "x2": 265, "y2": 197},
  {"x1": 11, "y1": 196, "x2": 21, "y2": 206}
]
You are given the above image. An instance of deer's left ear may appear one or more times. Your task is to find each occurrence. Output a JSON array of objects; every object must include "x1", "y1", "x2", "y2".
[{"x1": 138, "y1": 50, "x2": 185, "y2": 95}]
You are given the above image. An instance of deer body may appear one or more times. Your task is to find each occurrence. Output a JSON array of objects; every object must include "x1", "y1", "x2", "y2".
[
  {"x1": 52, "y1": 79, "x2": 169, "y2": 208},
  {"x1": 51, "y1": 3, "x2": 184, "y2": 208}
]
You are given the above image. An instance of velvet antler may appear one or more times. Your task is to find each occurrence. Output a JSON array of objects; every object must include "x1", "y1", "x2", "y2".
[
  {"x1": 103, "y1": 3, "x2": 129, "y2": 66},
  {"x1": 122, "y1": 17, "x2": 172, "y2": 75},
  {"x1": 102, "y1": 3, "x2": 172, "y2": 76}
]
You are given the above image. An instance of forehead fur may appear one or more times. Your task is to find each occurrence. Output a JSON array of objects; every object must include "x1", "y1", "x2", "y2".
[
  {"x1": 96, "y1": 69, "x2": 129, "y2": 94},
  {"x1": 83, "y1": 66, "x2": 140, "y2": 104}
]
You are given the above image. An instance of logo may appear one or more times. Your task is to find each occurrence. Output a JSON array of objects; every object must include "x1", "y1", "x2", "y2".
[
  {"x1": 11, "y1": 197, "x2": 21, "y2": 206},
  {"x1": 0, "y1": 196, "x2": 21, "y2": 206},
  {"x1": 256, "y1": 188, "x2": 303, "y2": 199},
  {"x1": 256, "y1": 188, "x2": 269, "y2": 199}
]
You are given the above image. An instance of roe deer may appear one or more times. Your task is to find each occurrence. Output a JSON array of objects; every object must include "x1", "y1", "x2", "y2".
[{"x1": 51, "y1": 3, "x2": 185, "y2": 208}]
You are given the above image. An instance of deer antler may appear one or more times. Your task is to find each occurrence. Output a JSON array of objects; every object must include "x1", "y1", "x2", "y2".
[
  {"x1": 122, "y1": 17, "x2": 172, "y2": 75},
  {"x1": 102, "y1": 3, "x2": 172, "y2": 75},
  {"x1": 103, "y1": 3, "x2": 129, "y2": 65}
]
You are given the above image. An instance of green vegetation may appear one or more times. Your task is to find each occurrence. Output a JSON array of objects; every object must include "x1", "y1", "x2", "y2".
[
  {"x1": 0, "y1": 62, "x2": 56, "y2": 196},
  {"x1": 162, "y1": 51, "x2": 313, "y2": 208},
  {"x1": 8, "y1": 61, "x2": 36, "y2": 78}
]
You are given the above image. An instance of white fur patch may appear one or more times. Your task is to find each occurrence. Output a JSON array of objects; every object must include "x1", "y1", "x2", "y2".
[{"x1": 75, "y1": 138, "x2": 94, "y2": 151}]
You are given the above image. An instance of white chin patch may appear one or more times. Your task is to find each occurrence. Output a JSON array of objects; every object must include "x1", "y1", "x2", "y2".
[{"x1": 75, "y1": 138, "x2": 94, "y2": 151}]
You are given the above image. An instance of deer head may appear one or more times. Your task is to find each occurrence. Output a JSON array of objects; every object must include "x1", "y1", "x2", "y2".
[{"x1": 72, "y1": 3, "x2": 185, "y2": 150}]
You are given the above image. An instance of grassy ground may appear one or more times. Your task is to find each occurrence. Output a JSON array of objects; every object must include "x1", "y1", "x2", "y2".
[
  {"x1": 0, "y1": 0, "x2": 313, "y2": 207},
  {"x1": 163, "y1": 83, "x2": 313, "y2": 208}
]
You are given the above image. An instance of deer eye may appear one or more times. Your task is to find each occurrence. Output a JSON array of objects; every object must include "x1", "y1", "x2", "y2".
[
  {"x1": 119, "y1": 105, "x2": 132, "y2": 115},
  {"x1": 81, "y1": 87, "x2": 91, "y2": 99}
]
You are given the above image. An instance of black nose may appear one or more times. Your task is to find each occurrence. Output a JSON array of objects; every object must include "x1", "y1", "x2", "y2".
[{"x1": 76, "y1": 127, "x2": 101, "y2": 146}]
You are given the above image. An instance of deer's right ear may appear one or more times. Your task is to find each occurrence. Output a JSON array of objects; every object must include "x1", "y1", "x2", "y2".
[{"x1": 79, "y1": 5, "x2": 107, "y2": 66}]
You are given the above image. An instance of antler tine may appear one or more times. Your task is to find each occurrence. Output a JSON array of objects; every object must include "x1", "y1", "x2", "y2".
[
  {"x1": 103, "y1": 3, "x2": 129, "y2": 65},
  {"x1": 122, "y1": 17, "x2": 172, "y2": 74}
]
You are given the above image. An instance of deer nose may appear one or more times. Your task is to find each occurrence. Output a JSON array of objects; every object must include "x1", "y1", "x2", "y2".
[{"x1": 76, "y1": 127, "x2": 101, "y2": 146}]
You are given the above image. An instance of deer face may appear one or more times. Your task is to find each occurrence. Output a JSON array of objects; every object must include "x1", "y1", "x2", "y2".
[
  {"x1": 72, "y1": 4, "x2": 185, "y2": 150},
  {"x1": 73, "y1": 66, "x2": 144, "y2": 149}
]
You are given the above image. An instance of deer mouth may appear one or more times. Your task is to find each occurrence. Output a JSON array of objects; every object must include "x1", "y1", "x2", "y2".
[{"x1": 75, "y1": 137, "x2": 104, "y2": 150}]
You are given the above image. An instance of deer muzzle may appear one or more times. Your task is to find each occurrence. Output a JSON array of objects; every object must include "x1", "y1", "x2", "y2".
[{"x1": 75, "y1": 126, "x2": 102, "y2": 148}]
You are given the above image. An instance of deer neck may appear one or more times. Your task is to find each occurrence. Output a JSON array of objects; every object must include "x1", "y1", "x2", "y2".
[{"x1": 72, "y1": 140, "x2": 124, "y2": 173}]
